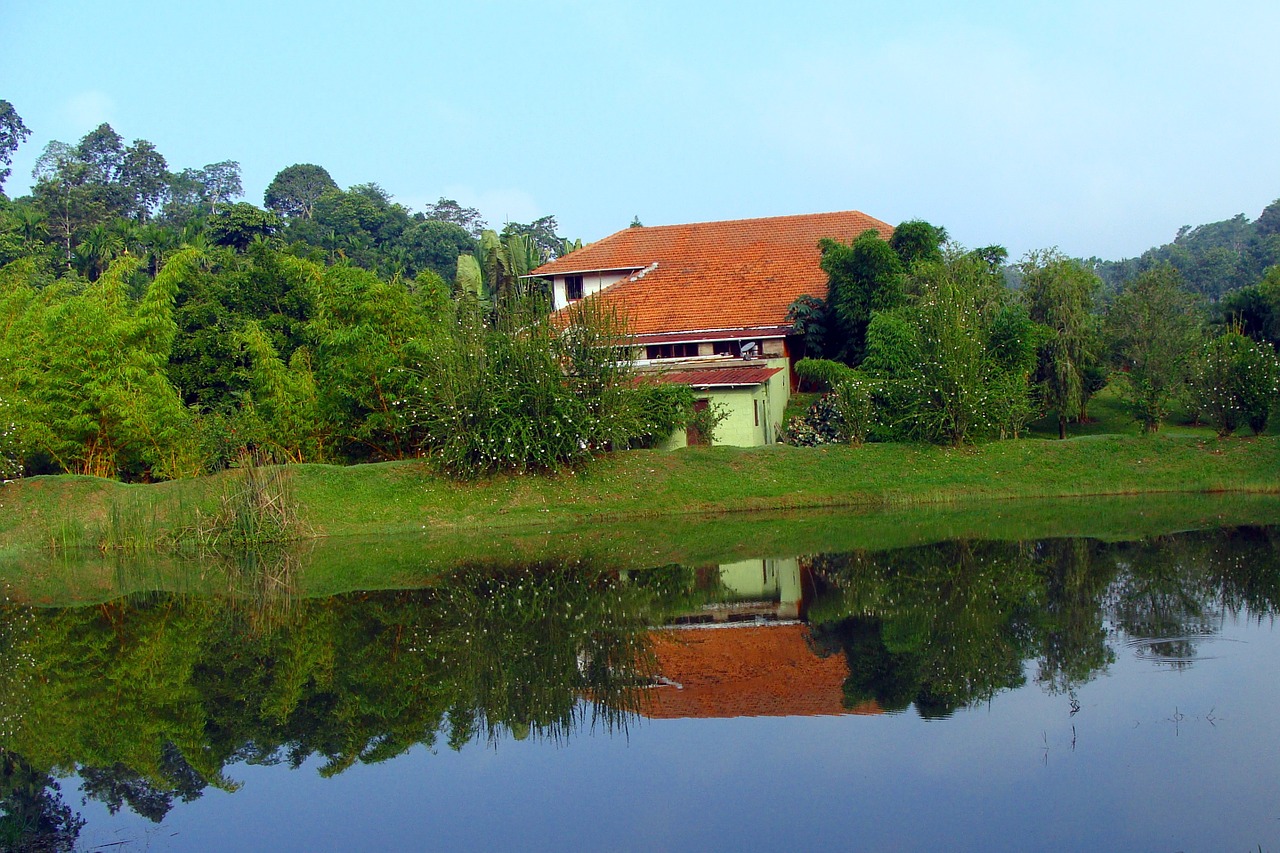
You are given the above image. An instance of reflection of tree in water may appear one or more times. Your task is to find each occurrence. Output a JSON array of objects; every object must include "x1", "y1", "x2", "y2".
[
  {"x1": 807, "y1": 540, "x2": 1040, "y2": 718},
  {"x1": 0, "y1": 559, "x2": 687, "y2": 822},
  {"x1": 804, "y1": 527, "x2": 1280, "y2": 717},
  {"x1": 1029, "y1": 538, "x2": 1116, "y2": 694},
  {"x1": 1103, "y1": 536, "x2": 1221, "y2": 668},
  {"x1": 0, "y1": 529, "x2": 1275, "y2": 826},
  {"x1": 78, "y1": 742, "x2": 208, "y2": 823},
  {"x1": 1206, "y1": 526, "x2": 1280, "y2": 615},
  {"x1": 0, "y1": 751, "x2": 84, "y2": 853},
  {"x1": 1100, "y1": 526, "x2": 1280, "y2": 668}
]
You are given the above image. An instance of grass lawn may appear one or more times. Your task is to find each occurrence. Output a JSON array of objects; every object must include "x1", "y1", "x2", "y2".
[
  {"x1": 3, "y1": 428, "x2": 1278, "y2": 559},
  {"x1": 1025, "y1": 383, "x2": 1280, "y2": 440}
]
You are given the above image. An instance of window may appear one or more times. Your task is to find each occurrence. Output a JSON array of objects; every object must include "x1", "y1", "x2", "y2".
[
  {"x1": 754, "y1": 399, "x2": 759, "y2": 427},
  {"x1": 565, "y1": 275, "x2": 584, "y2": 301},
  {"x1": 712, "y1": 339, "x2": 765, "y2": 358},
  {"x1": 646, "y1": 343, "x2": 700, "y2": 360}
]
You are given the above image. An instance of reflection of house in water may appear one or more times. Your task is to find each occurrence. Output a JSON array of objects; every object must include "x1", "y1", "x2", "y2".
[
  {"x1": 641, "y1": 558, "x2": 881, "y2": 720},
  {"x1": 675, "y1": 557, "x2": 809, "y2": 625}
]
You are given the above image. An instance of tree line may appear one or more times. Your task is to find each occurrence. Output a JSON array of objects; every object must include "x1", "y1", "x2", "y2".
[
  {"x1": 0, "y1": 107, "x2": 578, "y2": 292},
  {"x1": 1091, "y1": 201, "x2": 1280, "y2": 300},
  {"x1": 786, "y1": 219, "x2": 1280, "y2": 445},
  {"x1": 1, "y1": 99, "x2": 1278, "y2": 481},
  {"x1": 0, "y1": 103, "x2": 688, "y2": 481}
]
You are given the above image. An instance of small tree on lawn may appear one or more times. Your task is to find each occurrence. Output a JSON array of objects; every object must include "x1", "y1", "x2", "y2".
[
  {"x1": 1019, "y1": 250, "x2": 1103, "y2": 439},
  {"x1": 1106, "y1": 264, "x2": 1205, "y2": 432}
]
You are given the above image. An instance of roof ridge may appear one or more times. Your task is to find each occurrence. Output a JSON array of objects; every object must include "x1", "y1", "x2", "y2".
[{"x1": 610, "y1": 209, "x2": 882, "y2": 233}]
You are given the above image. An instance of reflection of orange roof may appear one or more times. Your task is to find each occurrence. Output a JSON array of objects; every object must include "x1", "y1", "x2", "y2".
[
  {"x1": 533, "y1": 212, "x2": 893, "y2": 338},
  {"x1": 640, "y1": 624, "x2": 881, "y2": 719}
]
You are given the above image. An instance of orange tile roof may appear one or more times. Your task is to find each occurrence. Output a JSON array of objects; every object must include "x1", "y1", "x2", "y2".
[
  {"x1": 638, "y1": 624, "x2": 882, "y2": 720},
  {"x1": 534, "y1": 211, "x2": 893, "y2": 339}
]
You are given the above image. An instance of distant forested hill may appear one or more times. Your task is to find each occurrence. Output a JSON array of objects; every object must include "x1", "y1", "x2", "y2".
[{"x1": 1091, "y1": 198, "x2": 1280, "y2": 299}]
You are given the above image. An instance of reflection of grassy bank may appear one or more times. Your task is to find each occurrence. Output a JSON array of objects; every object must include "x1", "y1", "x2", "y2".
[
  {"x1": 3, "y1": 435, "x2": 1279, "y2": 557},
  {"x1": 5, "y1": 491, "x2": 1280, "y2": 606}
]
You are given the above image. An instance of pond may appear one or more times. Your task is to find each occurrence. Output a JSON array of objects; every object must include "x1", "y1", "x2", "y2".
[{"x1": 1, "y1": 511, "x2": 1278, "y2": 851}]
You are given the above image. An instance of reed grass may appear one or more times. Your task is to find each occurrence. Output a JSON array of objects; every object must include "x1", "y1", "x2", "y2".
[
  {"x1": 178, "y1": 454, "x2": 306, "y2": 550},
  {"x1": 61, "y1": 452, "x2": 308, "y2": 555}
]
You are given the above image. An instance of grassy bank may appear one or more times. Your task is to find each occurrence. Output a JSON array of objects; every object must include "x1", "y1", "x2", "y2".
[
  {"x1": 2, "y1": 433, "x2": 1278, "y2": 558},
  {"x1": 7, "y1": 491, "x2": 1280, "y2": 606}
]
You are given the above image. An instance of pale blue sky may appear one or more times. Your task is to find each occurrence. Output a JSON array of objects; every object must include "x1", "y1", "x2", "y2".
[{"x1": 4, "y1": 0, "x2": 1278, "y2": 260}]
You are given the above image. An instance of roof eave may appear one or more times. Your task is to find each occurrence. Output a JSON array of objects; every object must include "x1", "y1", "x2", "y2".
[{"x1": 523, "y1": 264, "x2": 647, "y2": 279}]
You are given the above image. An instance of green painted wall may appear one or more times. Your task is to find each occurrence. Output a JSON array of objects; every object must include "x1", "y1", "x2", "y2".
[
  {"x1": 657, "y1": 357, "x2": 793, "y2": 448},
  {"x1": 763, "y1": 357, "x2": 789, "y2": 443},
  {"x1": 712, "y1": 386, "x2": 767, "y2": 446}
]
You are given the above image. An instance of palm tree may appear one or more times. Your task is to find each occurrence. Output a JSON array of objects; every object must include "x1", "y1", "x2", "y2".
[
  {"x1": 9, "y1": 204, "x2": 48, "y2": 250},
  {"x1": 138, "y1": 223, "x2": 178, "y2": 276},
  {"x1": 112, "y1": 219, "x2": 143, "y2": 257},
  {"x1": 477, "y1": 229, "x2": 546, "y2": 301},
  {"x1": 75, "y1": 224, "x2": 124, "y2": 280},
  {"x1": 382, "y1": 244, "x2": 411, "y2": 280}
]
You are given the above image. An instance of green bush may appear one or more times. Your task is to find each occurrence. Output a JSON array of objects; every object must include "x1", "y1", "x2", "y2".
[
  {"x1": 412, "y1": 296, "x2": 664, "y2": 478},
  {"x1": 687, "y1": 399, "x2": 729, "y2": 445},
  {"x1": 1189, "y1": 329, "x2": 1280, "y2": 436},
  {"x1": 630, "y1": 383, "x2": 696, "y2": 448},
  {"x1": 784, "y1": 374, "x2": 876, "y2": 446},
  {"x1": 794, "y1": 358, "x2": 857, "y2": 391}
]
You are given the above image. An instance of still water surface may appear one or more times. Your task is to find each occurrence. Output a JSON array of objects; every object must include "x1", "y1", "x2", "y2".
[{"x1": 2, "y1": 525, "x2": 1278, "y2": 851}]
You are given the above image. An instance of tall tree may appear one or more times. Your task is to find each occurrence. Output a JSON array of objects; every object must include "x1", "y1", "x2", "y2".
[
  {"x1": 821, "y1": 229, "x2": 905, "y2": 364},
  {"x1": 31, "y1": 141, "x2": 103, "y2": 265},
  {"x1": 74, "y1": 123, "x2": 126, "y2": 185},
  {"x1": 424, "y1": 198, "x2": 486, "y2": 239},
  {"x1": 889, "y1": 219, "x2": 948, "y2": 268},
  {"x1": 0, "y1": 99, "x2": 32, "y2": 192},
  {"x1": 861, "y1": 247, "x2": 1040, "y2": 444},
  {"x1": 500, "y1": 215, "x2": 564, "y2": 262},
  {"x1": 1106, "y1": 265, "x2": 1205, "y2": 432},
  {"x1": 264, "y1": 163, "x2": 337, "y2": 220},
  {"x1": 120, "y1": 139, "x2": 169, "y2": 221},
  {"x1": 206, "y1": 203, "x2": 282, "y2": 251},
  {"x1": 398, "y1": 219, "x2": 475, "y2": 281},
  {"x1": 198, "y1": 161, "x2": 242, "y2": 215},
  {"x1": 1019, "y1": 250, "x2": 1102, "y2": 439}
]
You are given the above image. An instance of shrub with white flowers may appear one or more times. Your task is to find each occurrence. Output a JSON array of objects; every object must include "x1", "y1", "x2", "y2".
[
  {"x1": 1188, "y1": 329, "x2": 1280, "y2": 437},
  {"x1": 412, "y1": 295, "x2": 681, "y2": 478},
  {"x1": 785, "y1": 375, "x2": 877, "y2": 446},
  {"x1": 0, "y1": 396, "x2": 21, "y2": 480}
]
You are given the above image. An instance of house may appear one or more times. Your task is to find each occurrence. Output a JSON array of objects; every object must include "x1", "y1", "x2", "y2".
[{"x1": 529, "y1": 211, "x2": 893, "y2": 446}]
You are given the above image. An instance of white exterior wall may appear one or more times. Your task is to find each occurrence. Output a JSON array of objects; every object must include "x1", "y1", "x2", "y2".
[{"x1": 550, "y1": 270, "x2": 633, "y2": 310}]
